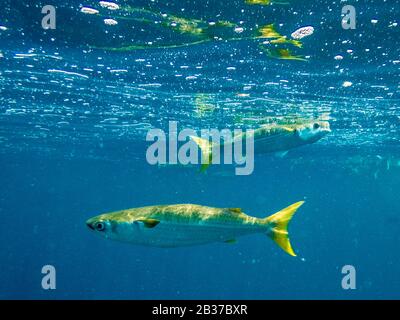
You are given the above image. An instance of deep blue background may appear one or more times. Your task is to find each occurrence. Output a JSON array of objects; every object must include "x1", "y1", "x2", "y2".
[{"x1": 1, "y1": 151, "x2": 399, "y2": 299}]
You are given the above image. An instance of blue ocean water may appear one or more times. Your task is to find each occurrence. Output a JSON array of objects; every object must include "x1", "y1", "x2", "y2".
[{"x1": 0, "y1": 0, "x2": 399, "y2": 299}]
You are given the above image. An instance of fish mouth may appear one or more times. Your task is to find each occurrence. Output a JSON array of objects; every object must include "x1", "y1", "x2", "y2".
[{"x1": 86, "y1": 220, "x2": 95, "y2": 230}]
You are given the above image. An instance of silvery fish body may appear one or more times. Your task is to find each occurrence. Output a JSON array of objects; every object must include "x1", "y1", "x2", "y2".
[
  {"x1": 190, "y1": 121, "x2": 331, "y2": 171},
  {"x1": 246, "y1": 120, "x2": 331, "y2": 154},
  {"x1": 86, "y1": 201, "x2": 304, "y2": 256}
]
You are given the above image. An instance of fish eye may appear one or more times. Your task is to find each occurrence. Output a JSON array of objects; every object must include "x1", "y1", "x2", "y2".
[
  {"x1": 95, "y1": 222, "x2": 105, "y2": 231},
  {"x1": 313, "y1": 123, "x2": 320, "y2": 129}
]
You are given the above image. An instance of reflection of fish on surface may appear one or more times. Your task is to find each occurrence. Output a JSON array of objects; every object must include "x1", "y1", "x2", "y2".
[
  {"x1": 190, "y1": 120, "x2": 331, "y2": 171},
  {"x1": 256, "y1": 24, "x2": 309, "y2": 61},
  {"x1": 260, "y1": 47, "x2": 307, "y2": 61},
  {"x1": 80, "y1": 2, "x2": 309, "y2": 61},
  {"x1": 193, "y1": 94, "x2": 217, "y2": 118},
  {"x1": 245, "y1": 0, "x2": 290, "y2": 5},
  {"x1": 81, "y1": 5, "x2": 215, "y2": 37},
  {"x1": 86, "y1": 4, "x2": 302, "y2": 52},
  {"x1": 120, "y1": 6, "x2": 228, "y2": 37},
  {"x1": 86, "y1": 201, "x2": 305, "y2": 256},
  {"x1": 257, "y1": 25, "x2": 302, "y2": 48}
]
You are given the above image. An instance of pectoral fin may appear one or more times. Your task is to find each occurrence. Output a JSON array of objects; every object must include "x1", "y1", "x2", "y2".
[{"x1": 136, "y1": 218, "x2": 160, "y2": 228}]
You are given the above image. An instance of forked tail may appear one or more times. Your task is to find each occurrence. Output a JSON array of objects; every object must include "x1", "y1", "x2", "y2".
[
  {"x1": 189, "y1": 136, "x2": 213, "y2": 173},
  {"x1": 263, "y1": 201, "x2": 304, "y2": 256}
]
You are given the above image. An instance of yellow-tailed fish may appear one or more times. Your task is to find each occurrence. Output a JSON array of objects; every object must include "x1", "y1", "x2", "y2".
[
  {"x1": 86, "y1": 201, "x2": 305, "y2": 256},
  {"x1": 264, "y1": 48, "x2": 307, "y2": 61},
  {"x1": 191, "y1": 121, "x2": 331, "y2": 172},
  {"x1": 93, "y1": 5, "x2": 297, "y2": 53}
]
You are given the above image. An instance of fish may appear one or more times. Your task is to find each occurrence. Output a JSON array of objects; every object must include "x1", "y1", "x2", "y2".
[
  {"x1": 86, "y1": 201, "x2": 304, "y2": 256},
  {"x1": 92, "y1": 6, "x2": 299, "y2": 53},
  {"x1": 190, "y1": 120, "x2": 331, "y2": 171}
]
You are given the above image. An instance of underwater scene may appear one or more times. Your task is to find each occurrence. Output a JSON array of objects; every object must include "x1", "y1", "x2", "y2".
[{"x1": 0, "y1": 0, "x2": 399, "y2": 299}]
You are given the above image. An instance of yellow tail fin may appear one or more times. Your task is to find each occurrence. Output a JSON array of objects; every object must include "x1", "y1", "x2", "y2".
[
  {"x1": 189, "y1": 136, "x2": 213, "y2": 172},
  {"x1": 264, "y1": 201, "x2": 304, "y2": 256}
]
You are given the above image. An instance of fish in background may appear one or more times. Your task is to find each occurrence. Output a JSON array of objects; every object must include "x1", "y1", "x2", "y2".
[
  {"x1": 190, "y1": 120, "x2": 331, "y2": 172},
  {"x1": 86, "y1": 201, "x2": 305, "y2": 256}
]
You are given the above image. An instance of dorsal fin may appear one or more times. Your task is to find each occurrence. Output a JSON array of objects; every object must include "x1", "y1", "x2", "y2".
[{"x1": 228, "y1": 208, "x2": 242, "y2": 214}]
